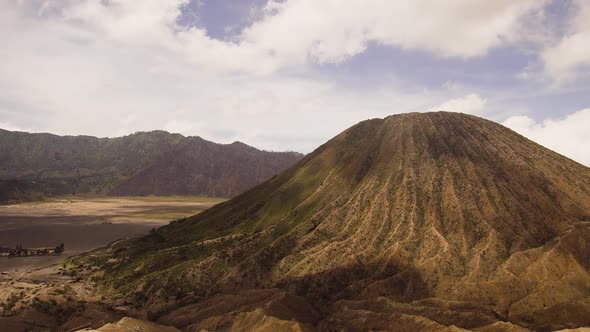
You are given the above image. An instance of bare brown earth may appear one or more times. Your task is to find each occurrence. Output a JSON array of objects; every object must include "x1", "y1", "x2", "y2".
[
  {"x1": 80, "y1": 317, "x2": 181, "y2": 331},
  {"x1": 4, "y1": 112, "x2": 590, "y2": 331}
]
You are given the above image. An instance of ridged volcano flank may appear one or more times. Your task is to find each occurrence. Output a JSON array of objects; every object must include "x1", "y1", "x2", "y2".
[{"x1": 93, "y1": 112, "x2": 590, "y2": 331}]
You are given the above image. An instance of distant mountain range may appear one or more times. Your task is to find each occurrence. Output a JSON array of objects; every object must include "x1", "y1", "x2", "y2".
[
  {"x1": 79, "y1": 112, "x2": 590, "y2": 331},
  {"x1": 0, "y1": 129, "x2": 303, "y2": 203}
]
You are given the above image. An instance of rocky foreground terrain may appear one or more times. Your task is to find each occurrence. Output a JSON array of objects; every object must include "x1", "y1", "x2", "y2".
[{"x1": 2, "y1": 112, "x2": 590, "y2": 331}]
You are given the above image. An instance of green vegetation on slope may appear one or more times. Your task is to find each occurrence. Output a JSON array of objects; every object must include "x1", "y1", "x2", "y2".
[
  {"x1": 82, "y1": 112, "x2": 590, "y2": 330},
  {"x1": 0, "y1": 129, "x2": 303, "y2": 203}
]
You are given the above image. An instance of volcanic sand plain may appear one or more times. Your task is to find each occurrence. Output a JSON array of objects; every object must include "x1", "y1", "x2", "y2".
[{"x1": 0, "y1": 196, "x2": 224, "y2": 276}]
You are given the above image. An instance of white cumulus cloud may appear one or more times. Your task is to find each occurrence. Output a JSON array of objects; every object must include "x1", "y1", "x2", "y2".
[
  {"x1": 23, "y1": 0, "x2": 551, "y2": 74},
  {"x1": 503, "y1": 109, "x2": 590, "y2": 166},
  {"x1": 541, "y1": 0, "x2": 590, "y2": 81},
  {"x1": 0, "y1": 0, "x2": 588, "y2": 156},
  {"x1": 242, "y1": 0, "x2": 548, "y2": 67},
  {"x1": 427, "y1": 94, "x2": 487, "y2": 115}
]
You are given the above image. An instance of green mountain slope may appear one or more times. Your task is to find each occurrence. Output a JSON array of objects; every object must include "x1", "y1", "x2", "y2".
[
  {"x1": 0, "y1": 129, "x2": 302, "y2": 202},
  {"x1": 82, "y1": 112, "x2": 590, "y2": 331}
]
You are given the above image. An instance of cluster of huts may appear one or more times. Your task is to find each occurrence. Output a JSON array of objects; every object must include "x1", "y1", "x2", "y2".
[{"x1": 0, "y1": 243, "x2": 64, "y2": 257}]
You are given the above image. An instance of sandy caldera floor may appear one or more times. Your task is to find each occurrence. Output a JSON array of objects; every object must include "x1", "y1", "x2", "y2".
[{"x1": 0, "y1": 196, "x2": 224, "y2": 275}]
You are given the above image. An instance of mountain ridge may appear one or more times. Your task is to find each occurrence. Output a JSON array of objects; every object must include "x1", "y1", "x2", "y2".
[
  {"x1": 0, "y1": 129, "x2": 303, "y2": 202},
  {"x1": 78, "y1": 111, "x2": 590, "y2": 331},
  {"x1": 3, "y1": 112, "x2": 589, "y2": 331}
]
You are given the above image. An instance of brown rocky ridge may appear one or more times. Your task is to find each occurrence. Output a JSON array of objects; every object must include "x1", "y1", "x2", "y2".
[
  {"x1": 6, "y1": 112, "x2": 590, "y2": 331},
  {"x1": 0, "y1": 129, "x2": 302, "y2": 203}
]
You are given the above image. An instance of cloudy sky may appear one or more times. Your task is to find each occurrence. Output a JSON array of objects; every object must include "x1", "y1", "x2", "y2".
[{"x1": 1, "y1": 0, "x2": 589, "y2": 165}]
